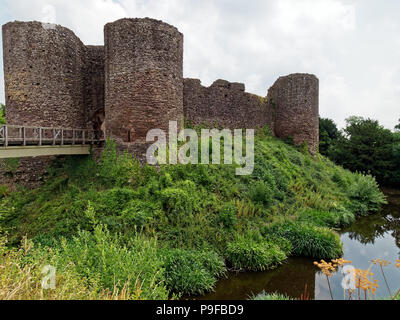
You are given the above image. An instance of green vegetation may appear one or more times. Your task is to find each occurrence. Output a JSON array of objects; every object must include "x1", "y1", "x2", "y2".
[
  {"x1": 250, "y1": 291, "x2": 293, "y2": 301},
  {"x1": 319, "y1": 116, "x2": 400, "y2": 186},
  {"x1": 0, "y1": 104, "x2": 5, "y2": 124},
  {"x1": 0, "y1": 130, "x2": 386, "y2": 299},
  {"x1": 226, "y1": 234, "x2": 287, "y2": 271},
  {"x1": 265, "y1": 222, "x2": 343, "y2": 259},
  {"x1": 162, "y1": 249, "x2": 225, "y2": 295},
  {"x1": 319, "y1": 118, "x2": 340, "y2": 156}
]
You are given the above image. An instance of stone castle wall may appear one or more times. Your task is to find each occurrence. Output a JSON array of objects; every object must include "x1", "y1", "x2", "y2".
[
  {"x1": 268, "y1": 74, "x2": 319, "y2": 152},
  {"x1": 85, "y1": 45, "x2": 105, "y2": 131},
  {"x1": 183, "y1": 79, "x2": 274, "y2": 131},
  {"x1": 1, "y1": 18, "x2": 320, "y2": 188},
  {"x1": 2, "y1": 21, "x2": 105, "y2": 129},
  {"x1": 104, "y1": 18, "x2": 183, "y2": 154},
  {"x1": 183, "y1": 74, "x2": 319, "y2": 153}
]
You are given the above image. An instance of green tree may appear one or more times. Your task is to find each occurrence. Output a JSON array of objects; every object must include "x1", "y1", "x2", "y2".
[
  {"x1": 395, "y1": 119, "x2": 400, "y2": 132},
  {"x1": 319, "y1": 117, "x2": 340, "y2": 156},
  {"x1": 392, "y1": 131, "x2": 400, "y2": 184},
  {"x1": 330, "y1": 117, "x2": 396, "y2": 184},
  {"x1": 0, "y1": 104, "x2": 5, "y2": 124}
]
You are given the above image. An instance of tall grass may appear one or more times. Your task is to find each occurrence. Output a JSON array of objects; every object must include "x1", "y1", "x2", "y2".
[
  {"x1": 226, "y1": 235, "x2": 287, "y2": 271},
  {"x1": 0, "y1": 236, "x2": 136, "y2": 300}
]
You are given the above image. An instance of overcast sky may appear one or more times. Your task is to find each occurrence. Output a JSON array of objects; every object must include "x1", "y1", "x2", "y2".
[{"x1": 0, "y1": 0, "x2": 399, "y2": 129}]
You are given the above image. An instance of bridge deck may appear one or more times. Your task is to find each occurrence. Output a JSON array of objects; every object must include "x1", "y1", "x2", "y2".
[{"x1": 0, "y1": 125, "x2": 103, "y2": 159}]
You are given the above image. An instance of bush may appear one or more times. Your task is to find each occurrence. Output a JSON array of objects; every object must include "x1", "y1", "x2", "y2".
[
  {"x1": 160, "y1": 180, "x2": 202, "y2": 227},
  {"x1": 98, "y1": 140, "x2": 142, "y2": 188},
  {"x1": 248, "y1": 181, "x2": 273, "y2": 207},
  {"x1": 298, "y1": 207, "x2": 355, "y2": 228},
  {"x1": 225, "y1": 236, "x2": 287, "y2": 271},
  {"x1": 216, "y1": 203, "x2": 238, "y2": 229},
  {"x1": 347, "y1": 173, "x2": 387, "y2": 216},
  {"x1": 267, "y1": 222, "x2": 343, "y2": 259},
  {"x1": 161, "y1": 249, "x2": 225, "y2": 296}
]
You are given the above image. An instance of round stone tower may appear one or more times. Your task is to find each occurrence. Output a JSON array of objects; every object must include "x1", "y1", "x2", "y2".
[
  {"x1": 2, "y1": 21, "x2": 87, "y2": 128},
  {"x1": 104, "y1": 18, "x2": 184, "y2": 154},
  {"x1": 267, "y1": 73, "x2": 319, "y2": 153}
]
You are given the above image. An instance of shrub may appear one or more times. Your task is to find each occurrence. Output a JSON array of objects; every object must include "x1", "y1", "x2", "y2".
[
  {"x1": 298, "y1": 207, "x2": 355, "y2": 228},
  {"x1": 347, "y1": 173, "x2": 387, "y2": 216},
  {"x1": 161, "y1": 249, "x2": 225, "y2": 296},
  {"x1": 216, "y1": 203, "x2": 238, "y2": 229},
  {"x1": 95, "y1": 188, "x2": 138, "y2": 216},
  {"x1": 267, "y1": 222, "x2": 343, "y2": 259},
  {"x1": 248, "y1": 181, "x2": 273, "y2": 207},
  {"x1": 225, "y1": 236, "x2": 287, "y2": 271},
  {"x1": 120, "y1": 199, "x2": 156, "y2": 229},
  {"x1": 161, "y1": 180, "x2": 201, "y2": 225},
  {"x1": 98, "y1": 140, "x2": 142, "y2": 188}
]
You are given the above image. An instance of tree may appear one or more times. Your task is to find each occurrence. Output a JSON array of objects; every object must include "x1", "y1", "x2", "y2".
[
  {"x1": 395, "y1": 119, "x2": 400, "y2": 132},
  {"x1": 319, "y1": 117, "x2": 340, "y2": 156},
  {"x1": 0, "y1": 104, "x2": 5, "y2": 124},
  {"x1": 392, "y1": 130, "x2": 400, "y2": 185},
  {"x1": 329, "y1": 116, "x2": 396, "y2": 184}
]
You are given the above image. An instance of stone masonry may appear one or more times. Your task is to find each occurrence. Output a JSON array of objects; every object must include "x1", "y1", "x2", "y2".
[
  {"x1": 2, "y1": 21, "x2": 90, "y2": 128},
  {"x1": 104, "y1": 18, "x2": 183, "y2": 156},
  {"x1": 1, "y1": 18, "x2": 319, "y2": 188},
  {"x1": 183, "y1": 79, "x2": 274, "y2": 131},
  {"x1": 267, "y1": 74, "x2": 319, "y2": 152}
]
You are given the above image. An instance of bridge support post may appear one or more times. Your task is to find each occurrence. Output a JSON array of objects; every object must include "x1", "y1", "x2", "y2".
[
  {"x1": 5, "y1": 126, "x2": 8, "y2": 147},
  {"x1": 22, "y1": 127, "x2": 26, "y2": 146},
  {"x1": 39, "y1": 128, "x2": 42, "y2": 146}
]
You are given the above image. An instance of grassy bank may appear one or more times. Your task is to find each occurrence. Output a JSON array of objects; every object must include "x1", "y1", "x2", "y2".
[{"x1": 0, "y1": 129, "x2": 386, "y2": 299}]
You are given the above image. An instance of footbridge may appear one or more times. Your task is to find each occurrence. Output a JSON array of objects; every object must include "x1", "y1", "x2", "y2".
[{"x1": 0, "y1": 125, "x2": 104, "y2": 159}]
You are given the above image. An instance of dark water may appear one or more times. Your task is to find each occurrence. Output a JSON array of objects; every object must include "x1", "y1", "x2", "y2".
[{"x1": 196, "y1": 189, "x2": 400, "y2": 300}]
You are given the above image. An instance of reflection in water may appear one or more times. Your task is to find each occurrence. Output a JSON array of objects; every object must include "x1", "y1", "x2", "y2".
[
  {"x1": 195, "y1": 190, "x2": 400, "y2": 300},
  {"x1": 195, "y1": 257, "x2": 317, "y2": 300}
]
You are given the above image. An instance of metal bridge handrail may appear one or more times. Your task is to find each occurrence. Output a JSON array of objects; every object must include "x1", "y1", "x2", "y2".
[
  {"x1": 3, "y1": 124, "x2": 95, "y2": 131},
  {"x1": 0, "y1": 124, "x2": 103, "y2": 147}
]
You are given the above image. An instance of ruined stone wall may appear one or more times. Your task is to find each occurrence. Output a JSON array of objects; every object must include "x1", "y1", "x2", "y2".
[
  {"x1": 0, "y1": 156, "x2": 54, "y2": 189},
  {"x1": 2, "y1": 21, "x2": 88, "y2": 128},
  {"x1": 183, "y1": 74, "x2": 319, "y2": 153},
  {"x1": 85, "y1": 45, "x2": 105, "y2": 131},
  {"x1": 104, "y1": 18, "x2": 184, "y2": 156},
  {"x1": 183, "y1": 79, "x2": 274, "y2": 131},
  {"x1": 267, "y1": 73, "x2": 319, "y2": 153}
]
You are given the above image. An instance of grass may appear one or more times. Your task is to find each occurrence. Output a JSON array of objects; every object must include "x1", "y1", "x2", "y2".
[
  {"x1": 161, "y1": 249, "x2": 225, "y2": 295},
  {"x1": 0, "y1": 235, "x2": 138, "y2": 300},
  {"x1": 265, "y1": 221, "x2": 343, "y2": 259},
  {"x1": 250, "y1": 291, "x2": 293, "y2": 300},
  {"x1": 226, "y1": 235, "x2": 287, "y2": 271},
  {"x1": 0, "y1": 131, "x2": 387, "y2": 299}
]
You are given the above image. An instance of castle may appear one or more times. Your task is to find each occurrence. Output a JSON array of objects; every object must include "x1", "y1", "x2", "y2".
[{"x1": 1, "y1": 18, "x2": 319, "y2": 186}]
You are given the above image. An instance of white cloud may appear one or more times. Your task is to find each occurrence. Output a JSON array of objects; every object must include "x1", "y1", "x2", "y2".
[{"x1": 0, "y1": 0, "x2": 399, "y2": 130}]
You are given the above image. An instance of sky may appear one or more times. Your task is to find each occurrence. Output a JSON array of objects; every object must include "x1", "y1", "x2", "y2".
[{"x1": 0, "y1": 0, "x2": 399, "y2": 130}]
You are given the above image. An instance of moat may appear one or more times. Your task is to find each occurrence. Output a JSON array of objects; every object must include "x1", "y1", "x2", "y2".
[{"x1": 194, "y1": 189, "x2": 400, "y2": 300}]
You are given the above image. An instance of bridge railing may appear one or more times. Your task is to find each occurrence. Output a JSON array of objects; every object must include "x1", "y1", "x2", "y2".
[{"x1": 0, "y1": 125, "x2": 104, "y2": 147}]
